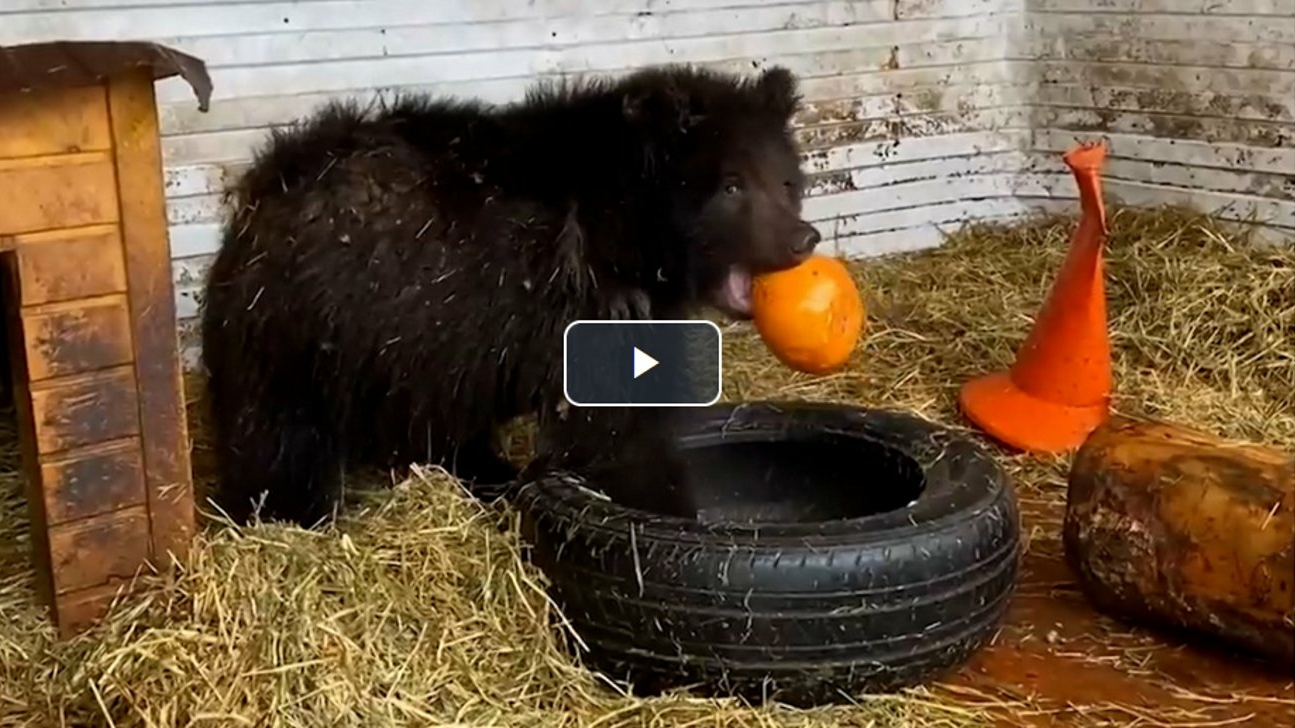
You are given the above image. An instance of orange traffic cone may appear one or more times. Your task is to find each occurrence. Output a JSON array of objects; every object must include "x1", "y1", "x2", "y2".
[{"x1": 959, "y1": 140, "x2": 1113, "y2": 454}]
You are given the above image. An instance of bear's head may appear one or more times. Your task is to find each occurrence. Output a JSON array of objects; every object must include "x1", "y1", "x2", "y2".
[{"x1": 621, "y1": 65, "x2": 823, "y2": 319}]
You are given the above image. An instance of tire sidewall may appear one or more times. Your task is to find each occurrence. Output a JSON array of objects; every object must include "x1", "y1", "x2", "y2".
[{"x1": 517, "y1": 400, "x2": 1016, "y2": 549}]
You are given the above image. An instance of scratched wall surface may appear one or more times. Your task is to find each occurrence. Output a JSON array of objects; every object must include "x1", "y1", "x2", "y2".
[
  {"x1": 0, "y1": 0, "x2": 1291, "y2": 364},
  {"x1": 1022, "y1": 0, "x2": 1295, "y2": 242}
]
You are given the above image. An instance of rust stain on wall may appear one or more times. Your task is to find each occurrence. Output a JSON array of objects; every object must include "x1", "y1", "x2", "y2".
[
  {"x1": 796, "y1": 99, "x2": 864, "y2": 127},
  {"x1": 882, "y1": 45, "x2": 901, "y2": 71},
  {"x1": 1050, "y1": 109, "x2": 1292, "y2": 149},
  {"x1": 805, "y1": 170, "x2": 857, "y2": 196},
  {"x1": 1099, "y1": 88, "x2": 1294, "y2": 123}
]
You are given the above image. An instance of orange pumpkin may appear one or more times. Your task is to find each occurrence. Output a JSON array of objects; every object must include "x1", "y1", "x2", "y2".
[{"x1": 751, "y1": 254, "x2": 865, "y2": 374}]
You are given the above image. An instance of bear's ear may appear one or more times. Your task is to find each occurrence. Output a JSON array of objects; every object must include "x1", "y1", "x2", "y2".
[
  {"x1": 622, "y1": 81, "x2": 707, "y2": 133},
  {"x1": 755, "y1": 66, "x2": 800, "y2": 121}
]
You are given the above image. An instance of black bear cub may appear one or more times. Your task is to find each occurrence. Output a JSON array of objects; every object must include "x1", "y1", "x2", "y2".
[{"x1": 200, "y1": 64, "x2": 822, "y2": 527}]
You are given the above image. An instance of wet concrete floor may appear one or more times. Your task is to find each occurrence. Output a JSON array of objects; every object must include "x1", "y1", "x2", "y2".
[{"x1": 943, "y1": 500, "x2": 1294, "y2": 727}]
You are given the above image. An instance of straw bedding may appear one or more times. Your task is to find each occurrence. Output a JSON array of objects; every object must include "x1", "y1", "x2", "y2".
[{"x1": 0, "y1": 208, "x2": 1291, "y2": 727}]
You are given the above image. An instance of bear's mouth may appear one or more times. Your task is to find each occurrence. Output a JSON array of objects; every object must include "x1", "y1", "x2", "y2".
[{"x1": 710, "y1": 266, "x2": 754, "y2": 319}]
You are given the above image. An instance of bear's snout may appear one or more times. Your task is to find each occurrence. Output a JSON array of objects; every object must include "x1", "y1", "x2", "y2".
[{"x1": 790, "y1": 222, "x2": 821, "y2": 256}]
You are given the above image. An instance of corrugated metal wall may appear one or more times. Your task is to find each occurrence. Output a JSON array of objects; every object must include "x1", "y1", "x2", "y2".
[{"x1": 1, "y1": 0, "x2": 1291, "y2": 366}]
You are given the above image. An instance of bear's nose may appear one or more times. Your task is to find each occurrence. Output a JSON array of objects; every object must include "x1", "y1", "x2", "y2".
[{"x1": 792, "y1": 225, "x2": 821, "y2": 255}]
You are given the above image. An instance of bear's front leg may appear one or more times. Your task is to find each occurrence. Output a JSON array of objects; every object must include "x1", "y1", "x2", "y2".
[
  {"x1": 447, "y1": 429, "x2": 522, "y2": 501},
  {"x1": 530, "y1": 403, "x2": 696, "y2": 518}
]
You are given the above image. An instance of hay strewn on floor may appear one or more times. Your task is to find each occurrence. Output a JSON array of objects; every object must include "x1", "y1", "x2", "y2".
[{"x1": 1, "y1": 208, "x2": 1291, "y2": 727}]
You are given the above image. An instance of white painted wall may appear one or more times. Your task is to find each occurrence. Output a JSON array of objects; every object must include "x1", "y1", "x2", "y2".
[
  {"x1": 1023, "y1": 0, "x2": 1295, "y2": 241},
  {"x1": 0, "y1": 0, "x2": 1291, "y2": 365}
]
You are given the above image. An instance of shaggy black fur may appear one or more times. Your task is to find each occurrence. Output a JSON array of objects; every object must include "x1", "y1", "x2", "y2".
[{"x1": 200, "y1": 64, "x2": 822, "y2": 527}]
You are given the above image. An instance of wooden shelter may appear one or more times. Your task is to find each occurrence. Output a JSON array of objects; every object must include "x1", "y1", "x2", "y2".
[{"x1": 0, "y1": 41, "x2": 211, "y2": 636}]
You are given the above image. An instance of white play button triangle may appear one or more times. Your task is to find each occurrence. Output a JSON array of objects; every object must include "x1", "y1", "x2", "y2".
[{"x1": 632, "y1": 347, "x2": 659, "y2": 379}]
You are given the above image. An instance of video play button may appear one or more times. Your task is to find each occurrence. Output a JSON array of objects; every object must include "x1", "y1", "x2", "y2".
[
  {"x1": 564, "y1": 320, "x2": 722, "y2": 407},
  {"x1": 632, "y1": 347, "x2": 658, "y2": 379}
]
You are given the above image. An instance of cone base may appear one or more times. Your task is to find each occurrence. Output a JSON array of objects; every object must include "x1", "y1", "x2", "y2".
[{"x1": 959, "y1": 371, "x2": 1109, "y2": 454}]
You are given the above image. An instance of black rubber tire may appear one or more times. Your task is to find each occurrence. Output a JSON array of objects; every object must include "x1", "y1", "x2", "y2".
[{"x1": 515, "y1": 401, "x2": 1021, "y2": 706}]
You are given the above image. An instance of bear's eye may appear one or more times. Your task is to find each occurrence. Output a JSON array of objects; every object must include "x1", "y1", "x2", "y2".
[{"x1": 722, "y1": 177, "x2": 742, "y2": 195}]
